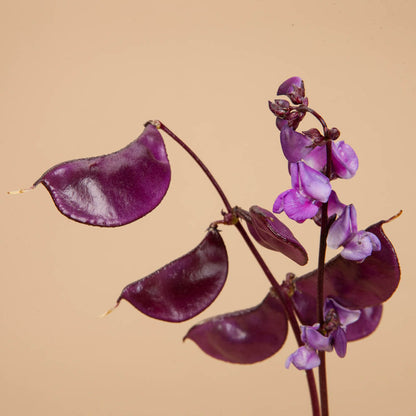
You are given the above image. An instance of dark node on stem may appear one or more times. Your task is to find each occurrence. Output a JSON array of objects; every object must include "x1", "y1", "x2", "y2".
[{"x1": 327, "y1": 127, "x2": 340, "y2": 141}]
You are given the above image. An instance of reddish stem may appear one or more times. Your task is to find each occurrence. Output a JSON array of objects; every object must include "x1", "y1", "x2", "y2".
[
  {"x1": 316, "y1": 140, "x2": 333, "y2": 416},
  {"x1": 156, "y1": 120, "x2": 321, "y2": 416}
]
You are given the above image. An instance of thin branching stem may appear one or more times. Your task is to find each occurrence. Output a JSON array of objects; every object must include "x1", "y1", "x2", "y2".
[
  {"x1": 156, "y1": 121, "x2": 233, "y2": 213},
  {"x1": 316, "y1": 140, "x2": 333, "y2": 416},
  {"x1": 297, "y1": 106, "x2": 328, "y2": 133},
  {"x1": 294, "y1": 106, "x2": 333, "y2": 416},
  {"x1": 235, "y1": 222, "x2": 321, "y2": 416},
  {"x1": 317, "y1": 198, "x2": 329, "y2": 416},
  {"x1": 156, "y1": 120, "x2": 321, "y2": 416}
]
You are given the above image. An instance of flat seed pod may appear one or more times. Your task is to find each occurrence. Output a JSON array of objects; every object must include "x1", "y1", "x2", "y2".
[
  {"x1": 292, "y1": 220, "x2": 400, "y2": 325},
  {"x1": 184, "y1": 290, "x2": 288, "y2": 364},
  {"x1": 247, "y1": 206, "x2": 308, "y2": 265},
  {"x1": 34, "y1": 124, "x2": 171, "y2": 226},
  {"x1": 117, "y1": 228, "x2": 228, "y2": 322},
  {"x1": 345, "y1": 304, "x2": 383, "y2": 342}
]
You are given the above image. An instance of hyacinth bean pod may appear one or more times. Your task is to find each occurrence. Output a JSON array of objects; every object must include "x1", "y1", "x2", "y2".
[
  {"x1": 117, "y1": 228, "x2": 228, "y2": 322},
  {"x1": 34, "y1": 124, "x2": 171, "y2": 227},
  {"x1": 291, "y1": 220, "x2": 400, "y2": 326},
  {"x1": 245, "y1": 206, "x2": 308, "y2": 266},
  {"x1": 345, "y1": 304, "x2": 383, "y2": 342},
  {"x1": 184, "y1": 289, "x2": 288, "y2": 364}
]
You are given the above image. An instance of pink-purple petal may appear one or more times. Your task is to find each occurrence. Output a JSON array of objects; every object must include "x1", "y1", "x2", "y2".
[
  {"x1": 272, "y1": 189, "x2": 290, "y2": 214},
  {"x1": 290, "y1": 162, "x2": 299, "y2": 189},
  {"x1": 332, "y1": 328, "x2": 347, "y2": 358},
  {"x1": 301, "y1": 325, "x2": 332, "y2": 352},
  {"x1": 282, "y1": 190, "x2": 320, "y2": 223},
  {"x1": 285, "y1": 346, "x2": 320, "y2": 370},
  {"x1": 325, "y1": 298, "x2": 361, "y2": 328},
  {"x1": 331, "y1": 141, "x2": 359, "y2": 179},
  {"x1": 303, "y1": 141, "x2": 358, "y2": 180},
  {"x1": 184, "y1": 290, "x2": 288, "y2": 364},
  {"x1": 277, "y1": 77, "x2": 304, "y2": 96},
  {"x1": 276, "y1": 118, "x2": 288, "y2": 131},
  {"x1": 34, "y1": 124, "x2": 171, "y2": 227},
  {"x1": 314, "y1": 191, "x2": 346, "y2": 226},
  {"x1": 327, "y1": 205, "x2": 357, "y2": 249},
  {"x1": 341, "y1": 230, "x2": 381, "y2": 262},
  {"x1": 117, "y1": 228, "x2": 228, "y2": 322},
  {"x1": 303, "y1": 145, "x2": 327, "y2": 172},
  {"x1": 298, "y1": 162, "x2": 331, "y2": 203},
  {"x1": 280, "y1": 127, "x2": 313, "y2": 162},
  {"x1": 327, "y1": 191, "x2": 347, "y2": 218}
]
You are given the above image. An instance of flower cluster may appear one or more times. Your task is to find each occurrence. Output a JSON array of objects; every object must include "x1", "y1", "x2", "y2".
[
  {"x1": 270, "y1": 76, "x2": 381, "y2": 263},
  {"x1": 286, "y1": 298, "x2": 360, "y2": 370}
]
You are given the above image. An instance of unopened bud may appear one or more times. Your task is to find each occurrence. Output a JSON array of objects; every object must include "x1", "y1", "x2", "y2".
[
  {"x1": 328, "y1": 127, "x2": 341, "y2": 141},
  {"x1": 269, "y1": 99, "x2": 290, "y2": 118}
]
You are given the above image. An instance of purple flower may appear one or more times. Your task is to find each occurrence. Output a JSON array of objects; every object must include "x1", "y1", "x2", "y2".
[
  {"x1": 301, "y1": 324, "x2": 332, "y2": 352},
  {"x1": 280, "y1": 126, "x2": 314, "y2": 163},
  {"x1": 325, "y1": 298, "x2": 361, "y2": 328},
  {"x1": 323, "y1": 298, "x2": 361, "y2": 358},
  {"x1": 326, "y1": 191, "x2": 346, "y2": 218},
  {"x1": 291, "y1": 218, "x2": 400, "y2": 320},
  {"x1": 303, "y1": 141, "x2": 359, "y2": 180},
  {"x1": 341, "y1": 230, "x2": 382, "y2": 262},
  {"x1": 273, "y1": 162, "x2": 332, "y2": 223},
  {"x1": 332, "y1": 141, "x2": 359, "y2": 179},
  {"x1": 269, "y1": 77, "x2": 308, "y2": 131},
  {"x1": 327, "y1": 204, "x2": 357, "y2": 248},
  {"x1": 285, "y1": 346, "x2": 320, "y2": 370},
  {"x1": 327, "y1": 204, "x2": 381, "y2": 262},
  {"x1": 314, "y1": 190, "x2": 346, "y2": 225},
  {"x1": 277, "y1": 77, "x2": 308, "y2": 106},
  {"x1": 331, "y1": 328, "x2": 347, "y2": 357},
  {"x1": 286, "y1": 298, "x2": 361, "y2": 370},
  {"x1": 302, "y1": 145, "x2": 326, "y2": 172}
]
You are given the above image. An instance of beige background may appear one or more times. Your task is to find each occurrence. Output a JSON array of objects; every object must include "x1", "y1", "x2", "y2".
[{"x1": 1, "y1": 1, "x2": 414, "y2": 415}]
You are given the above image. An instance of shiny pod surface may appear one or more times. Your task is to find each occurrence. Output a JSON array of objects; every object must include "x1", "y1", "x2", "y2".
[
  {"x1": 184, "y1": 290, "x2": 288, "y2": 364},
  {"x1": 247, "y1": 206, "x2": 308, "y2": 265},
  {"x1": 34, "y1": 124, "x2": 171, "y2": 226},
  {"x1": 118, "y1": 228, "x2": 228, "y2": 322},
  {"x1": 345, "y1": 304, "x2": 383, "y2": 342}
]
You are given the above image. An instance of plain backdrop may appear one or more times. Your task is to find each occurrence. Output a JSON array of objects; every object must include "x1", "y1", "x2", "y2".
[{"x1": 1, "y1": 1, "x2": 414, "y2": 415}]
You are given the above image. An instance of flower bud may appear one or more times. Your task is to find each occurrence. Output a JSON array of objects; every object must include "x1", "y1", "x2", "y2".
[
  {"x1": 328, "y1": 127, "x2": 341, "y2": 141},
  {"x1": 268, "y1": 99, "x2": 290, "y2": 118},
  {"x1": 277, "y1": 76, "x2": 306, "y2": 105}
]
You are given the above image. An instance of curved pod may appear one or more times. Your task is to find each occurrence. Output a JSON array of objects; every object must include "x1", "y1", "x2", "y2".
[
  {"x1": 34, "y1": 124, "x2": 171, "y2": 227},
  {"x1": 118, "y1": 228, "x2": 228, "y2": 322}
]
